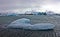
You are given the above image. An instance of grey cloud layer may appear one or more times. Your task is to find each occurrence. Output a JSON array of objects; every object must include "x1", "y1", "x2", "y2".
[
  {"x1": 0, "y1": 0, "x2": 60, "y2": 11},
  {"x1": 0, "y1": 0, "x2": 44, "y2": 10}
]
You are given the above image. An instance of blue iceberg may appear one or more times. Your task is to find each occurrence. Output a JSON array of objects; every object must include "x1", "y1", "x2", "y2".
[{"x1": 7, "y1": 18, "x2": 55, "y2": 30}]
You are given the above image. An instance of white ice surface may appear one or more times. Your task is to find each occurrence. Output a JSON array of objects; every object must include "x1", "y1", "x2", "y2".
[
  {"x1": 29, "y1": 23, "x2": 55, "y2": 30},
  {"x1": 7, "y1": 18, "x2": 55, "y2": 30}
]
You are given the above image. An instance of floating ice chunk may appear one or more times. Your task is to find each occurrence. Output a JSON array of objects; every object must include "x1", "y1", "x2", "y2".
[{"x1": 7, "y1": 18, "x2": 55, "y2": 30}]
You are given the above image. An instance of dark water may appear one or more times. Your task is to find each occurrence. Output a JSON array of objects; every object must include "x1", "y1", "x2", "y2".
[{"x1": 0, "y1": 28, "x2": 56, "y2": 37}]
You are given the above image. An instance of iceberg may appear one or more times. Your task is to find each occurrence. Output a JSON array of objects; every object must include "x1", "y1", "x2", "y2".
[{"x1": 7, "y1": 18, "x2": 55, "y2": 30}]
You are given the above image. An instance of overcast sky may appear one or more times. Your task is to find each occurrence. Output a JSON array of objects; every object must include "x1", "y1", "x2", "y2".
[{"x1": 0, "y1": 0, "x2": 60, "y2": 13}]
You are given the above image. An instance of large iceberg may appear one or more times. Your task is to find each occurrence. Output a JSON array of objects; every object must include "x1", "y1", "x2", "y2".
[{"x1": 7, "y1": 18, "x2": 55, "y2": 30}]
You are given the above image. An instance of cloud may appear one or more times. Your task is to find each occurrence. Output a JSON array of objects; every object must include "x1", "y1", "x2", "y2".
[
  {"x1": 0, "y1": 0, "x2": 44, "y2": 8},
  {"x1": 0, "y1": 0, "x2": 45, "y2": 12},
  {"x1": 0, "y1": 0, "x2": 60, "y2": 13}
]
